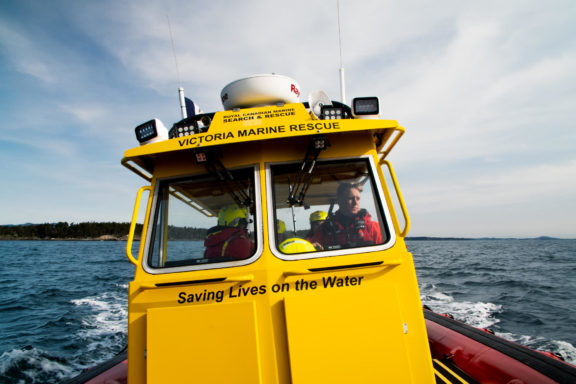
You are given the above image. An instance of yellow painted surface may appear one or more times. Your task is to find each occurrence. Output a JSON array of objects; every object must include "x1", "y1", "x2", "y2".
[
  {"x1": 124, "y1": 102, "x2": 435, "y2": 383},
  {"x1": 147, "y1": 302, "x2": 262, "y2": 383},
  {"x1": 122, "y1": 103, "x2": 403, "y2": 176},
  {"x1": 285, "y1": 277, "x2": 411, "y2": 383}
]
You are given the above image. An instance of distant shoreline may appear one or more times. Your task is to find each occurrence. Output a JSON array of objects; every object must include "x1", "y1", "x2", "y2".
[
  {"x1": 1, "y1": 223, "x2": 572, "y2": 241},
  {"x1": 0, "y1": 235, "x2": 133, "y2": 241}
]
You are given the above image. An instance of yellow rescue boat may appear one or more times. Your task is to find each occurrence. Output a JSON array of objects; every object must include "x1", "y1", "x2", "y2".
[{"x1": 67, "y1": 74, "x2": 576, "y2": 384}]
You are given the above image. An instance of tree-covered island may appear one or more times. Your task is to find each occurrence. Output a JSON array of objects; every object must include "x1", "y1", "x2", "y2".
[{"x1": 0, "y1": 222, "x2": 207, "y2": 241}]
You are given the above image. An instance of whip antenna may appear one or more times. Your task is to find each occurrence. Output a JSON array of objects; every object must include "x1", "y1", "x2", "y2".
[
  {"x1": 167, "y1": 14, "x2": 187, "y2": 119},
  {"x1": 337, "y1": 0, "x2": 346, "y2": 103}
]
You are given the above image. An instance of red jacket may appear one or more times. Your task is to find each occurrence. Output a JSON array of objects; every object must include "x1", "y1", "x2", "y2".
[
  {"x1": 310, "y1": 209, "x2": 382, "y2": 250},
  {"x1": 204, "y1": 226, "x2": 254, "y2": 260}
]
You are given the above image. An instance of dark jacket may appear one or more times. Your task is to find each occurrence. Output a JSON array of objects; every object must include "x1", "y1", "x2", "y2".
[
  {"x1": 204, "y1": 226, "x2": 254, "y2": 260},
  {"x1": 309, "y1": 209, "x2": 382, "y2": 250}
]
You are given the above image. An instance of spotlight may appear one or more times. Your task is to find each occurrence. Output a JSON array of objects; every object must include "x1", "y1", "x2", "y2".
[
  {"x1": 352, "y1": 97, "x2": 379, "y2": 118},
  {"x1": 320, "y1": 105, "x2": 344, "y2": 120},
  {"x1": 134, "y1": 119, "x2": 168, "y2": 145}
]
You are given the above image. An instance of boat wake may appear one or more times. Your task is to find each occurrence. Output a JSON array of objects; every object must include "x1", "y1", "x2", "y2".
[
  {"x1": 0, "y1": 345, "x2": 74, "y2": 384},
  {"x1": 71, "y1": 289, "x2": 128, "y2": 340},
  {"x1": 420, "y1": 282, "x2": 502, "y2": 328},
  {"x1": 0, "y1": 286, "x2": 128, "y2": 384},
  {"x1": 420, "y1": 282, "x2": 576, "y2": 364}
]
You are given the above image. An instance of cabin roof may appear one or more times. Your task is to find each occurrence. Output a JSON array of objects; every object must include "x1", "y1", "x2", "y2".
[{"x1": 122, "y1": 102, "x2": 404, "y2": 180}]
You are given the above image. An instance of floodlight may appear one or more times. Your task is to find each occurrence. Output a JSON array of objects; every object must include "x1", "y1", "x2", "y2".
[
  {"x1": 313, "y1": 136, "x2": 328, "y2": 150},
  {"x1": 352, "y1": 97, "x2": 379, "y2": 118},
  {"x1": 135, "y1": 119, "x2": 168, "y2": 145},
  {"x1": 320, "y1": 105, "x2": 344, "y2": 120}
]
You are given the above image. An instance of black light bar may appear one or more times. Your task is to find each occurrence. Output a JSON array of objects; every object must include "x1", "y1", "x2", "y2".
[
  {"x1": 135, "y1": 119, "x2": 168, "y2": 145},
  {"x1": 352, "y1": 97, "x2": 379, "y2": 116},
  {"x1": 169, "y1": 114, "x2": 213, "y2": 139}
]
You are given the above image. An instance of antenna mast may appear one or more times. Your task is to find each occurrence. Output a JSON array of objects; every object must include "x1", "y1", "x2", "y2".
[
  {"x1": 337, "y1": 0, "x2": 346, "y2": 103},
  {"x1": 167, "y1": 14, "x2": 187, "y2": 119}
]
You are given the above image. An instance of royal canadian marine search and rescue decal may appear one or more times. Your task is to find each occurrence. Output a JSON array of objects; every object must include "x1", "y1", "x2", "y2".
[
  {"x1": 222, "y1": 107, "x2": 297, "y2": 123},
  {"x1": 177, "y1": 275, "x2": 364, "y2": 304}
]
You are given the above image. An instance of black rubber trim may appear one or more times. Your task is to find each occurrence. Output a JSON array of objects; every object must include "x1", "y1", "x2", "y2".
[
  {"x1": 425, "y1": 309, "x2": 576, "y2": 384},
  {"x1": 64, "y1": 348, "x2": 127, "y2": 384},
  {"x1": 156, "y1": 277, "x2": 226, "y2": 287},
  {"x1": 308, "y1": 261, "x2": 383, "y2": 272}
]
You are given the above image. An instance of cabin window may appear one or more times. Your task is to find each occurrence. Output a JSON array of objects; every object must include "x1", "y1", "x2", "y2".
[
  {"x1": 270, "y1": 158, "x2": 390, "y2": 258},
  {"x1": 145, "y1": 167, "x2": 258, "y2": 271}
]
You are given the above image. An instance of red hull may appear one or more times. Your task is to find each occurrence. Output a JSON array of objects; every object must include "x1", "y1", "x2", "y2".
[
  {"x1": 425, "y1": 309, "x2": 576, "y2": 383},
  {"x1": 65, "y1": 350, "x2": 127, "y2": 384}
]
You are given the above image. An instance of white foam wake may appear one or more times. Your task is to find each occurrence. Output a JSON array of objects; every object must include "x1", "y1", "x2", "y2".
[
  {"x1": 420, "y1": 282, "x2": 576, "y2": 364},
  {"x1": 71, "y1": 291, "x2": 127, "y2": 346},
  {"x1": 0, "y1": 346, "x2": 73, "y2": 383},
  {"x1": 420, "y1": 282, "x2": 502, "y2": 329}
]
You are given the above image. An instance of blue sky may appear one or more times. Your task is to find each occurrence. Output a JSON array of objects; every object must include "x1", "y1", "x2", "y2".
[{"x1": 1, "y1": 0, "x2": 575, "y2": 238}]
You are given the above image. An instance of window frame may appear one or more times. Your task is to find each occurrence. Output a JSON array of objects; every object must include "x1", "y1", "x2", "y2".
[
  {"x1": 266, "y1": 155, "x2": 397, "y2": 261},
  {"x1": 142, "y1": 164, "x2": 263, "y2": 274}
]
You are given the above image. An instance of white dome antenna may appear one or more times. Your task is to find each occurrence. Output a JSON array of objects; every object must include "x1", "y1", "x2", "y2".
[{"x1": 220, "y1": 74, "x2": 301, "y2": 110}]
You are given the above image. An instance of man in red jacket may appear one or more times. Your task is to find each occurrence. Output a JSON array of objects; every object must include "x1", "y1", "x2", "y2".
[
  {"x1": 310, "y1": 183, "x2": 382, "y2": 250},
  {"x1": 204, "y1": 204, "x2": 254, "y2": 261}
]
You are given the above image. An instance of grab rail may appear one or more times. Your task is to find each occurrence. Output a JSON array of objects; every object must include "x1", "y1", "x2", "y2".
[
  {"x1": 126, "y1": 186, "x2": 151, "y2": 265},
  {"x1": 121, "y1": 158, "x2": 152, "y2": 182},
  {"x1": 380, "y1": 160, "x2": 410, "y2": 237},
  {"x1": 376, "y1": 127, "x2": 405, "y2": 161}
]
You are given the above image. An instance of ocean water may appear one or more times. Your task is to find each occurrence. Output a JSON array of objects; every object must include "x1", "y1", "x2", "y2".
[
  {"x1": 411, "y1": 239, "x2": 576, "y2": 362},
  {"x1": 0, "y1": 241, "x2": 133, "y2": 383},
  {"x1": 0, "y1": 239, "x2": 575, "y2": 383}
]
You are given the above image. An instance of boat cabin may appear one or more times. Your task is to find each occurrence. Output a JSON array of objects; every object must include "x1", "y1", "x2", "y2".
[{"x1": 122, "y1": 75, "x2": 435, "y2": 383}]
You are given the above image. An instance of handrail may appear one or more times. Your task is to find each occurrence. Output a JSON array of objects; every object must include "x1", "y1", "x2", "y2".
[
  {"x1": 126, "y1": 186, "x2": 151, "y2": 265},
  {"x1": 376, "y1": 127, "x2": 405, "y2": 161},
  {"x1": 121, "y1": 157, "x2": 152, "y2": 182},
  {"x1": 381, "y1": 160, "x2": 410, "y2": 237}
]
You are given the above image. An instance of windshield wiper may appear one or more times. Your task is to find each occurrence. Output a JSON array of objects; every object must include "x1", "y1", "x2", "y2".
[
  {"x1": 195, "y1": 149, "x2": 253, "y2": 208},
  {"x1": 287, "y1": 135, "x2": 329, "y2": 207}
]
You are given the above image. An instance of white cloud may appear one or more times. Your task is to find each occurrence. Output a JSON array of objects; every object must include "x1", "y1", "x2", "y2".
[
  {"x1": 0, "y1": 23, "x2": 55, "y2": 83},
  {"x1": 371, "y1": 3, "x2": 576, "y2": 168},
  {"x1": 0, "y1": 133, "x2": 77, "y2": 158},
  {"x1": 406, "y1": 160, "x2": 576, "y2": 213},
  {"x1": 60, "y1": 104, "x2": 107, "y2": 123},
  {"x1": 1, "y1": 0, "x2": 575, "y2": 236}
]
